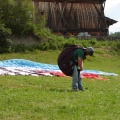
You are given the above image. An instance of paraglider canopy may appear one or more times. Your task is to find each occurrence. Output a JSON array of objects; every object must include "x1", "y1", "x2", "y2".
[{"x1": 58, "y1": 45, "x2": 83, "y2": 76}]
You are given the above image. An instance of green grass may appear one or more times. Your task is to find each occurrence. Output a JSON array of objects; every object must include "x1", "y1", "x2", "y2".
[{"x1": 0, "y1": 44, "x2": 120, "y2": 120}]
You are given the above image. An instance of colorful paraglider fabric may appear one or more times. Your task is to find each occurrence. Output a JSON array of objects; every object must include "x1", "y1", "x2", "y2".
[{"x1": 0, "y1": 59, "x2": 118, "y2": 80}]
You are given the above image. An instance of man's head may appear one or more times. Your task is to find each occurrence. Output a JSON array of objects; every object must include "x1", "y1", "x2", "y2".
[{"x1": 86, "y1": 47, "x2": 94, "y2": 56}]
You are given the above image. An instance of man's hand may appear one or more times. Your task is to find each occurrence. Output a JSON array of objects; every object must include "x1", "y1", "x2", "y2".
[{"x1": 78, "y1": 57, "x2": 84, "y2": 71}]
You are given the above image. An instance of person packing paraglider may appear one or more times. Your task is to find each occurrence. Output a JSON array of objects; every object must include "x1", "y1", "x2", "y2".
[
  {"x1": 58, "y1": 45, "x2": 94, "y2": 91},
  {"x1": 72, "y1": 47, "x2": 94, "y2": 91}
]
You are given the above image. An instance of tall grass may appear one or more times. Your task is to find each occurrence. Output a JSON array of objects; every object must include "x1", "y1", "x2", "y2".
[{"x1": 11, "y1": 34, "x2": 120, "y2": 56}]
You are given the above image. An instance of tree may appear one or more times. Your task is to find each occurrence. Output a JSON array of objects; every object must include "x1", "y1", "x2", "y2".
[
  {"x1": 0, "y1": 0, "x2": 34, "y2": 36},
  {"x1": 109, "y1": 32, "x2": 120, "y2": 37}
]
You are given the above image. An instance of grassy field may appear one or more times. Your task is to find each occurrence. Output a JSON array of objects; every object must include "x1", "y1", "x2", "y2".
[{"x1": 0, "y1": 44, "x2": 120, "y2": 120}]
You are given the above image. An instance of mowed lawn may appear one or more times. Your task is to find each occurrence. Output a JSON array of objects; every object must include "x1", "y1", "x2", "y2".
[{"x1": 0, "y1": 49, "x2": 120, "y2": 120}]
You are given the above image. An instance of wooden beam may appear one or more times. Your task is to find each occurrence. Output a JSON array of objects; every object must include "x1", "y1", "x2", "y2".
[
  {"x1": 33, "y1": 0, "x2": 106, "y2": 4},
  {"x1": 52, "y1": 28, "x2": 108, "y2": 32}
]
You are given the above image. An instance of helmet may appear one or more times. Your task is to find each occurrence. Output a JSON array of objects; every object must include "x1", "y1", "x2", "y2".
[{"x1": 86, "y1": 47, "x2": 94, "y2": 56}]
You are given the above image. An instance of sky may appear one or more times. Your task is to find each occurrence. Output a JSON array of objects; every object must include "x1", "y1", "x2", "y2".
[{"x1": 104, "y1": 0, "x2": 120, "y2": 33}]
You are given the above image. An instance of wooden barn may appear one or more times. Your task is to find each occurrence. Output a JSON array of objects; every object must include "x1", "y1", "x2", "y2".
[{"x1": 33, "y1": 0, "x2": 117, "y2": 36}]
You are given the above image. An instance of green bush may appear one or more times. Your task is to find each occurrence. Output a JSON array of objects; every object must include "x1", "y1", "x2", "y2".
[
  {"x1": 0, "y1": 23, "x2": 12, "y2": 53},
  {"x1": 13, "y1": 44, "x2": 26, "y2": 53},
  {"x1": 90, "y1": 39, "x2": 97, "y2": 45},
  {"x1": 111, "y1": 41, "x2": 120, "y2": 55}
]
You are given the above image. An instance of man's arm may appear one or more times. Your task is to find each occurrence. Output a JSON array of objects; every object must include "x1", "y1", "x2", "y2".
[{"x1": 78, "y1": 57, "x2": 84, "y2": 71}]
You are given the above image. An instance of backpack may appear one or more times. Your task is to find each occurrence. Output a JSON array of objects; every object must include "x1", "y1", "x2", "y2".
[{"x1": 57, "y1": 45, "x2": 84, "y2": 76}]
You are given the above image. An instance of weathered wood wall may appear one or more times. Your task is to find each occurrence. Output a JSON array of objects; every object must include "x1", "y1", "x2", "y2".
[
  {"x1": 37, "y1": 2, "x2": 107, "y2": 35},
  {"x1": 33, "y1": 0, "x2": 117, "y2": 36}
]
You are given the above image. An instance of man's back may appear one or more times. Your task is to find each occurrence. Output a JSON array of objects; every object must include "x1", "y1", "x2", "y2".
[{"x1": 73, "y1": 48, "x2": 84, "y2": 61}]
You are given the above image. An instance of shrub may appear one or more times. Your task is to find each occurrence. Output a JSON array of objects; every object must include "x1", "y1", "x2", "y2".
[
  {"x1": 111, "y1": 41, "x2": 120, "y2": 55},
  {"x1": 0, "y1": 22, "x2": 12, "y2": 53},
  {"x1": 13, "y1": 44, "x2": 26, "y2": 52}
]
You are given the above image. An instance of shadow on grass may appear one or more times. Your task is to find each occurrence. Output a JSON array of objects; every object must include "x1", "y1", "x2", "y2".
[{"x1": 48, "y1": 88, "x2": 86, "y2": 92}]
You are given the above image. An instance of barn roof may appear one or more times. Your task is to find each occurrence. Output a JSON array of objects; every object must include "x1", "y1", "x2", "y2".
[
  {"x1": 33, "y1": 0, "x2": 106, "y2": 3},
  {"x1": 105, "y1": 17, "x2": 118, "y2": 26}
]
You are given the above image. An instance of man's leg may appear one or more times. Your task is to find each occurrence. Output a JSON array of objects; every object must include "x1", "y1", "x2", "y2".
[
  {"x1": 72, "y1": 65, "x2": 78, "y2": 90},
  {"x1": 78, "y1": 69, "x2": 84, "y2": 90}
]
